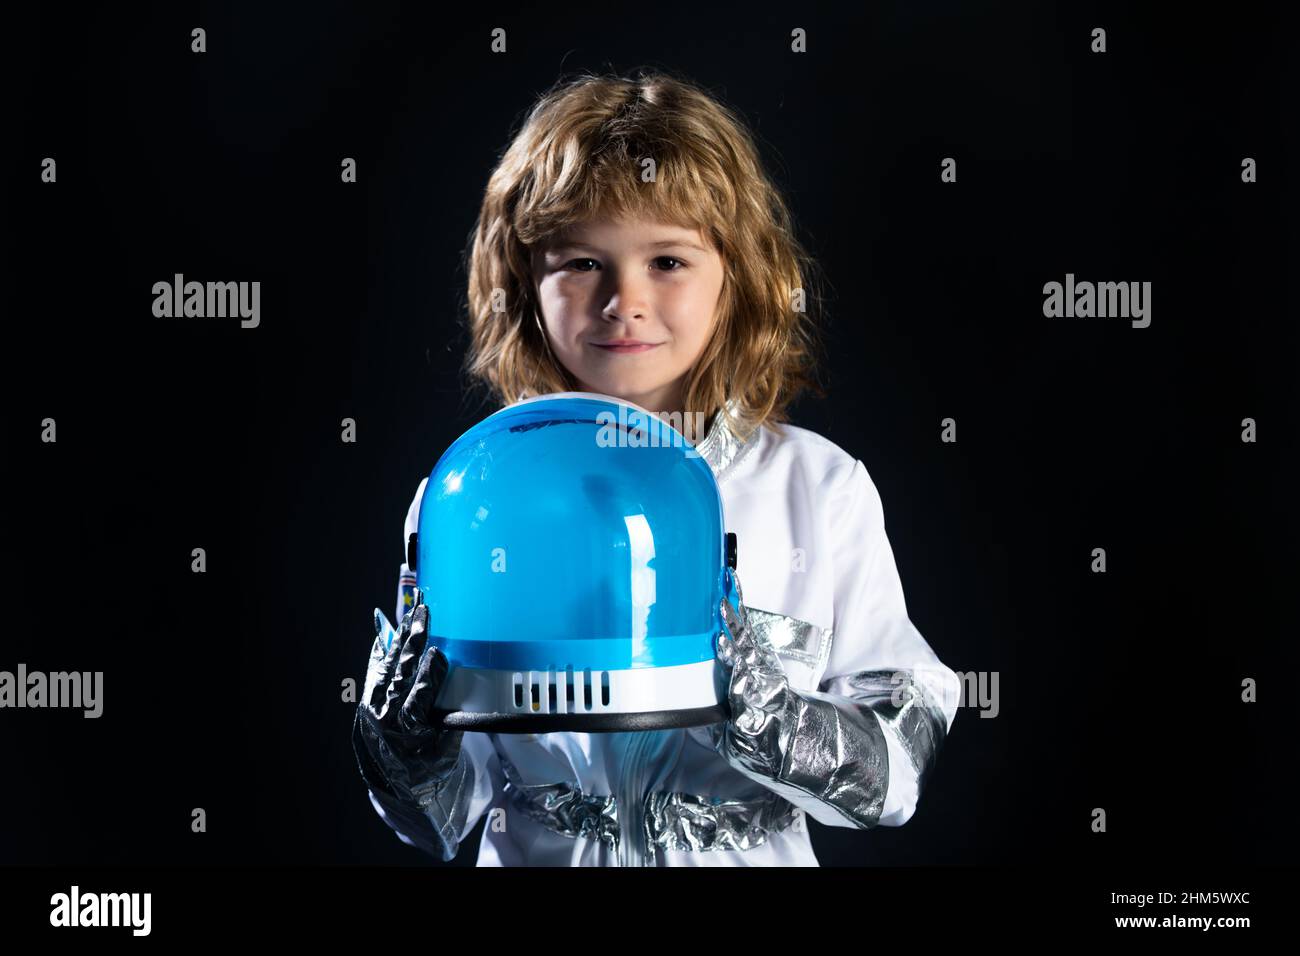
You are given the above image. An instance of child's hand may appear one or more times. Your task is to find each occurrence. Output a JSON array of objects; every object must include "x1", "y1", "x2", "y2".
[
  {"x1": 713, "y1": 570, "x2": 797, "y2": 780},
  {"x1": 712, "y1": 569, "x2": 890, "y2": 829},
  {"x1": 351, "y1": 589, "x2": 466, "y2": 813}
]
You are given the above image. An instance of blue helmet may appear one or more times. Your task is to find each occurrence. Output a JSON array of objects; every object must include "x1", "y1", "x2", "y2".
[{"x1": 408, "y1": 392, "x2": 736, "y2": 732}]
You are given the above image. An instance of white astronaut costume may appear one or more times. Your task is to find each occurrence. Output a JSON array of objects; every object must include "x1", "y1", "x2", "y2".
[{"x1": 366, "y1": 397, "x2": 962, "y2": 866}]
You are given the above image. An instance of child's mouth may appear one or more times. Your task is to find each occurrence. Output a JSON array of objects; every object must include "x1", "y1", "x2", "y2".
[{"x1": 590, "y1": 342, "x2": 661, "y2": 354}]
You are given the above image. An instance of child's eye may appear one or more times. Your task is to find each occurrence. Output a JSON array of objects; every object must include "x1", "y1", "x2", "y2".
[{"x1": 561, "y1": 257, "x2": 686, "y2": 273}]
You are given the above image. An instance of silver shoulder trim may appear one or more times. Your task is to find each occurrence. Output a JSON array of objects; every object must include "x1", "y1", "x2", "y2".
[{"x1": 696, "y1": 398, "x2": 761, "y2": 484}]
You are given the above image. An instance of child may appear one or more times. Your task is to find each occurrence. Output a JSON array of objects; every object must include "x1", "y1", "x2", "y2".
[{"x1": 352, "y1": 70, "x2": 961, "y2": 866}]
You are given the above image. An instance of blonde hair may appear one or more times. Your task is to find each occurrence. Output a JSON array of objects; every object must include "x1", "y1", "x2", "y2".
[{"x1": 459, "y1": 69, "x2": 829, "y2": 442}]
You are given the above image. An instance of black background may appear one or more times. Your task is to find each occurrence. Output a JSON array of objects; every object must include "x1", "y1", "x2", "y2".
[{"x1": 3, "y1": 0, "x2": 1296, "y2": 871}]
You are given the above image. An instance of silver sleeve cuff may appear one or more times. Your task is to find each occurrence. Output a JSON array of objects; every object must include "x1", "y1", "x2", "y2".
[
  {"x1": 721, "y1": 683, "x2": 891, "y2": 830},
  {"x1": 366, "y1": 745, "x2": 476, "y2": 862},
  {"x1": 819, "y1": 668, "x2": 950, "y2": 811},
  {"x1": 714, "y1": 571, "x2": 891, "y2": 830},
  {"x1": 413, "y1": 745, "x2": 477, "y2": 861}
]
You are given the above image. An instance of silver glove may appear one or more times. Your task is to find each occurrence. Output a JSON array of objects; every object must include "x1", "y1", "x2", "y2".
[
  {"x1": 352, "y1": 588, "x2": 476, "y2": 861},
  {"x1": 714, "y1": 570, "x2": 891, "y2": 829}
]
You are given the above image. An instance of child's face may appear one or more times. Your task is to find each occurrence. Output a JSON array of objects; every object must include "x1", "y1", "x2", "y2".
[{"x1": 531, "y1": 215, "x2": 724, "y2": 416}]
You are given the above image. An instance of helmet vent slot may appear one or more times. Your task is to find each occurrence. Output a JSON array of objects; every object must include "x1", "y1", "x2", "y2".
[{"x1": 510, "y1": 668, "x2": 608, "y2": 713}]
